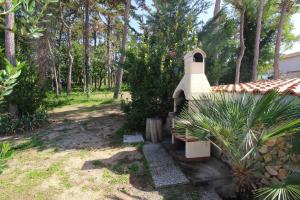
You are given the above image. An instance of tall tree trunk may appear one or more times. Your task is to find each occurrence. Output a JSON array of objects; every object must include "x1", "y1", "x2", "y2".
[
  {"x1": 235, "y1": 8, "x2": 246, "y2": 84},
  {"x1": 66, "y1": 27, "x2": 73, "y2": 95},
  {"x1": 213, "y1": 0, "x2": 221, "y2": 16},
  {"x1": 56, "y1": 23, "x2": 64, "y2": 94},
  {"x1": 5, "y1": 0, "x2": 18, "y2": 117},
  {"x1": 93, "y1": 30, "x2": 97, "y2": 48},
  {"x1": 60, "y1": 1, "x2": 73, "y2": 95},
  {"x1": 36, "y1": 35, "x2": 50, "y2": 91},
  {"x1": 273, "y1": 0, "x2": 288, "y2": 79},
  {"x1": 107, "y1": 16, "x2": 113, "y2": 89},
  {"x1": 46, "y1": 33, "x2": 59, "y2": 96},
  {"x1": 114, "y1": 0, "x2": 131, "y2": 99},
  {"x1": 84, "y1": 0, "x2": 90, "y2": 95},
  {"x1": 252, "y1": 0, "x2": 265, "y2": 82}
]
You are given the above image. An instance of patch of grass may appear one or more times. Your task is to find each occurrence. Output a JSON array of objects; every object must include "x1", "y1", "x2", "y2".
[
  {"x1": 25, "y1": 162, "x2": 72, "y2": 189},
  {"x1": 26, "y1": 163, "x2": 61, "y2": 180},
  {"x1": 102, "y1": 168, "x2": 129, "y2": 185},
  {"x1": 142, "y1": 156, "x2": 151, "y2": 177},
  {"x1": 111, "y1": 163, "x2": 125, "y2": 173},
  {"x1": 14, "y1": 136, "x2": 44, "y2": 151},
  {"x1": 92, "y1": 160, "x2": 101, "y2": 166},
  {"x1": 133, "y1": 142, "x2": 144, "y2": 150},
  {"x1": 45, "y1": 91, "x2": 116, "y2": 109},
  {"x1": 26, "y1": 169, "x2": 52, "y2": 180},
  {"x1": 110, "y1": 126, "x2": 129, "y2": 146},
  {"x1": 128, "y1": 163, "x2": 139, "y2": 174},
  {"x1": 0, "y1": 142, "x2": 15, "y2": 174}
]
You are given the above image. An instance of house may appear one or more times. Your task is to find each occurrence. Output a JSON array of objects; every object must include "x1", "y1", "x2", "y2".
[{"x1": 279, "y1": 51, "x2": 300, "y2": 78}]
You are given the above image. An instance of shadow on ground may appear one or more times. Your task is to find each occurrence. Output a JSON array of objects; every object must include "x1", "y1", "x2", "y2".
[{"x1": 0, "y1": 103, "x2": 207, "y2": 200}]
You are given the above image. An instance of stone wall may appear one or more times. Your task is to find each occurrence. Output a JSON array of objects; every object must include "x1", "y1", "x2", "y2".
[
  {"x1": 211, "y1": 137, "x2": 300, "y2": 186},
  {"x1": 258, "y1": 138, "x2": 300, "y2": 185}
]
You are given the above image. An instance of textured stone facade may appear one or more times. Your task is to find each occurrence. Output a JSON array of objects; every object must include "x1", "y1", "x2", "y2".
[
  {"x1": 211, "y1": 137, "x2": 300, "y2": 186},
  {"x1": 258, "y1": 138, "x2": 300, "y2": 185}
]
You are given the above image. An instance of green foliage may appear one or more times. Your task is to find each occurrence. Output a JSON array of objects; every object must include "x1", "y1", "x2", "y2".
[
  {"x1": 289, "y1": 134, "x2": 300, "y2": 155},
  {"x1": 6, "y1": 63, "x2": 46, "y2": 115},
  {"x1": 128, "y1": 163, "x2": 139, "y2": 174},
  {"x1": 199, "y1": 0, "x2": 300, "y2": 84},
  {"x1": 0, "y1": 57, "x2": 24, "y2": 105},
  {"x1": 0, "y1": 106, "x2": 48, "y2": 135},
  {"x1": 123, "y1": 0, "x2": 210, "y2": 131},
  {"x1": 90, "y1": 45, "x2": 107, "y2": 90},
  {"x1": 0, "y1": 142, "x2": 12, "y2": 159},
  {"x1": 255, "y1": 170, "x2": 300, "y2": 200},
  {"x1": 0, "y1": 141, "x2": 13, "y2": 174},
  {"x1": 14, "y1": 136, "x2": 44, "y2": 151},
  {"x1": 199, "y1": 9, "x2": 238, "y2": 85},
  {"x1": 45, "y1": 90, "x2": 114, "y2": 109},
  {"x1": 177, "y1": 91, "x2": 300, "y2": 196}
]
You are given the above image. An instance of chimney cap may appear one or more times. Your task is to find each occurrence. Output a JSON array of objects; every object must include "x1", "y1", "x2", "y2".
[{"x1": 184, "y1": 48, "x2": 206, "y2": 60}]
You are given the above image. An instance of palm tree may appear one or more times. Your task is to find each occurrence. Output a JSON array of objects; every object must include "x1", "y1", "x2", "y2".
[
  {"x1": 114, "y1": 0, "x2": 131, "y2": 99},
  {"x1": 176, "y1": 91, "x2": 300, "y2": 198},
  {"x1": 252, "y1": 0, "x2": 265, "y2": 82},
  {"x1": 255, "y1": 172, "x2": 300, "y2": 200},
  {"x1": 273, "y1": 0, "x2": 295, "y2": 79},
  {"x1": 226, "y1": 0, "x2": 247, "y2": 84}
]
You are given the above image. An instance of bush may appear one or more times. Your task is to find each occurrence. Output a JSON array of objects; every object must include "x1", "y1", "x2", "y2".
[
  {"x1": 0, "y1": 106, "x2": 48, "y2": 135},
  {"x1": 0, "y1": 141, "x2": 13, "y2": 174},
  {"x1": 6, "y1": 64, "x2": 46, "y2": 115}
]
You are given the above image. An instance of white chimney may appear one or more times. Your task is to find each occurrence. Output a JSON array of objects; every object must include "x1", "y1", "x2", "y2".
[
  {"x1": 173, "y1": 49, "x2": 211, "y2": 101},
  {"x1": 171, "y1": 48, "x2": 211, "y2": 160}
]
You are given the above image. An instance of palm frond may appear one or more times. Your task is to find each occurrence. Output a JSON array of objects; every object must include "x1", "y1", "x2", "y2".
[{"x1": 255, "y1": 171, "x2": 300, "y2": 200}]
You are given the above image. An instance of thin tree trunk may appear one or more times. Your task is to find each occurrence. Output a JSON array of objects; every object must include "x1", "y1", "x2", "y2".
[
  {"x1": 66, "y1": 28, "x2": 73, "y2": 95},
  {"x1": 235, "y1": 8, "x2": 246, "y2": 84},
  {"x1": 107, "y1": 16, "x2": 113, "y2": 89},
  {"x1": 47, "y1": 33, "x2": 59, "y2": 96},
  {"x1": 93, "y1": 30, "x2": 97, "y2": 48},
  {"x1": 5, "y1": 0, "x2": 18, "y2": 117},
  {"x1": 212, "y1": 0, "x2": 222, "y2": 85},
  {"x1": 114, "y1": 0, "x2": 131, "y2": 99},
  {"x1": 252, "y1": 0, "x2": 265, "y2": 82},
  {"x1": 56, "y1": 23, "x2": 64, "y2": 94},
  {"x1": 273, "y1": 0, "x2": 288, "y2": 79},
  {"x1": 60, "y1": 1, "x2": 73, "y2": 95},
  {"x1": 84, "y1": 0, "x2": 90, "y2": 96},
  {"x1": 213, "y1": 0, "x2": 221, "y2": 16}
]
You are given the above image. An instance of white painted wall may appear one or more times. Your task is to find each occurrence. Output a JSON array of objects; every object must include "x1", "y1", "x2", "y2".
[{"x1": 279, "y1": 55, "x2": 300, "y2": 74}]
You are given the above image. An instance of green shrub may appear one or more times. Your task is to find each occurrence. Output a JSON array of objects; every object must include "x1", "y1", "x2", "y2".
[
  {"x1": 0, "y1": 142, "x2": 12, "y2": 159},
  {"x1": 0, "y1": 141, "x2": 14, "y2": 174},
  {"x1": 6, "y1": 65, "x2": 46, "y2": 115},
  {"x1": 0, "y1": 106, "x2": 48, "y2": 135}
]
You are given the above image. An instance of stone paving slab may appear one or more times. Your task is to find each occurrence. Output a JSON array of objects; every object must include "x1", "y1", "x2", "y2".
[
  {"x1": 123, "y1": 134, "x2": 144, "y2": 144},
  {"x1": 143, "y1": 143, "x2": 189, "y2": 188}
]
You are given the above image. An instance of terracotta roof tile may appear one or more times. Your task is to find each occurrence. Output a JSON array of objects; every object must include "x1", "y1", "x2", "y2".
[{"x1": 211, "y1": 78, "x2": 300, "y2": 96}]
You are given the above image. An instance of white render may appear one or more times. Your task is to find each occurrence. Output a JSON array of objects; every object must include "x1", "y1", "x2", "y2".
[
  {"x1": 173, "y1": 48, "x2": 211, "y2": 100},
  {"x1": 185, "y1": 140, "x2": 211, "y2": 158},
  {"x1": 172, "y1": 49, "x2": 211, "y2": 159},
  {"x1": 279, "y1": 51, "x2": 300, "y2": 78}
]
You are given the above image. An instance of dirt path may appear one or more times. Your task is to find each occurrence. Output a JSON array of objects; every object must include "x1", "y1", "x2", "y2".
[{"x1": 0, "y1": 103, "x2": 202, "y2": 200}]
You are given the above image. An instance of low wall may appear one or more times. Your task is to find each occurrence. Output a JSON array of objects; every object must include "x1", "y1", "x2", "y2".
[{"x1": 212, "y1": 137, "x2": 300, "y2": 186}]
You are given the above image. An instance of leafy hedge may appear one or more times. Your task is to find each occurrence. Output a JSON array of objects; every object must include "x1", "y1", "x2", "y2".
[{"x1": 0, "y1": 107, "x2": 48, "y2": 135}]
